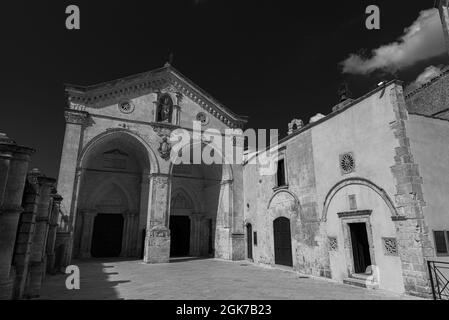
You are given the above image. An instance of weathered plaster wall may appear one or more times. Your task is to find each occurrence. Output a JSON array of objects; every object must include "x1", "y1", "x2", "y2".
[
  {"x1": 406, "y1": 114, "x2": 449, "y2": 263},
  {"x1": 326, "y1": 184, "x2": 405, "y2": 292},
  {"x1": 243, "y1": 83, "x2": 410, "y2": 292}
]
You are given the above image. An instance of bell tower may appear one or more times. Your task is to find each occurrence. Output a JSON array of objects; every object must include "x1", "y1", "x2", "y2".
[{"x1": 438, "y1": 0, "x2": 449, "y2": 55}]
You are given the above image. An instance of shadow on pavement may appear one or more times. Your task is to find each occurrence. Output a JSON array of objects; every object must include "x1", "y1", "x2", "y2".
[{"x1": 38, "y1": 259, "x2": 133, "y2": 300}]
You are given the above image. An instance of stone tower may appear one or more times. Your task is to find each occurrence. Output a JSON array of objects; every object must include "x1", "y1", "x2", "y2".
[{"x1": 438, "y1": 0, "x2": 449, "y2": 54}]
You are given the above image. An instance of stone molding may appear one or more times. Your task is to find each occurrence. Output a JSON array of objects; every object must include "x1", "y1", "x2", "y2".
[
  {"x1": 64, "y1": 110, "x2": 89, "y2": 125},
  {"x1": 322, "y1": 177, "x2": 398, "y2": 222},
  {"x1": 65, "y1": 66, "x2": 246, "y2": 129},
  {"x1": 337, "y1": 210, "x2": 372, "y2": 219}
]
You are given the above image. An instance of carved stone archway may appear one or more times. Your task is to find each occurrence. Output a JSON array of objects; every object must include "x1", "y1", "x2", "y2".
[{"x1": 321, "y1": 177, "x2": 398, "y2": 222}]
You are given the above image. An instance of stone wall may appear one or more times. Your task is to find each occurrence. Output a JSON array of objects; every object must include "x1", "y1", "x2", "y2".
[
  {"x1": 0, "y1": 133, "x2": 64, "y2": 300},
  {"x1": 243, "y1": 82, "x2": 439, "y2": 296}
]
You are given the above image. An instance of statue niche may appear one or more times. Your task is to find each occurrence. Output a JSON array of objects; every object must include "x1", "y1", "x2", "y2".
[{"x1": 156, "y1": 94, "x2": 174, "y2": 123}]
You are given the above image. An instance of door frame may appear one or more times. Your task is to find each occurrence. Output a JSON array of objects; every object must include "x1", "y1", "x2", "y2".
[
  {"x1": 273, "y1": 217, "x2": 293, "y2": 267},
  {"x1": 338, "y1": 211, "x2": 376, "y2": 276}
]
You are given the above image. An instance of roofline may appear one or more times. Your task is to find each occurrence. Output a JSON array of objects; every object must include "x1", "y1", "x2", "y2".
[
  {"x1": 244, "y1": 79, "x2": 403, "y2": 165},
  {"x1": 167, "y1": 65, "x2": 249, "y2": 123},
  {"x1": 64, "y1": 64, "x2": 248, "y2": 124},
  {"x1": 405, "y1": 66, "x2": 449, "y2": 100}
]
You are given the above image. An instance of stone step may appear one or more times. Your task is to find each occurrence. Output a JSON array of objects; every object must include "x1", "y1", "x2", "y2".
[
  {"x1": 343, "y1": 276, "x2": 379, "y2": 289},
  {"x1": 351, "y1": 273, "x2": 370, "y2": 280}
]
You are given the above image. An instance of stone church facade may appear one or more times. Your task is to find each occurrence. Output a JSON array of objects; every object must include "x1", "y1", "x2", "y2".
[
  {"x1": 1, "y1": 1, "x2": 449, "y2": 301},
  {"x1": 58, "y1": 65, "x2": 248, "y2": 265},
  {"x1": 54, "y1": 65, "x2": 449, "y2": 299}
]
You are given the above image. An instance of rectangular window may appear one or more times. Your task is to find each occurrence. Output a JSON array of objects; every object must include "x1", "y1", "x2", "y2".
[
  {"x1": 253, "y1": 232, "x2": 258, "y2": 246},
  {"x1": 434, "y1": 231, "x2": 448, "y2": 255},
  {"x1": 348, "y1": 195, "x2": 357, "y2": 211},
  {"x1": 276, "y1": 159, "x2": 286, "y2": 187}
]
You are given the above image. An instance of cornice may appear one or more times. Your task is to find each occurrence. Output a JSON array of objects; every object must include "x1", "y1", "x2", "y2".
[
  {"x1": 64, "y1": 65, "x2": 248, "y2": 129},
  {"x1": 64, "y1": 109, "x2": 89, "y2": 125}
]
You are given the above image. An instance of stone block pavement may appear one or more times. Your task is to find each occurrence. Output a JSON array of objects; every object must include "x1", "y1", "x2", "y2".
[{"x1": 37, "y1": 258, "x2": 421, "y2": 300}]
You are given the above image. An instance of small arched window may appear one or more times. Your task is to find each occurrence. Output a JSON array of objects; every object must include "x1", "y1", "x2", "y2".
[{"x1": 156, "y1": 94, "x2": 173, "y2": 123}]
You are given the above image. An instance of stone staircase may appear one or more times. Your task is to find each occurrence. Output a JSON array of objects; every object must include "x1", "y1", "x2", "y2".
[{"x1": 343, "y1": 273, "x2": 379, "y2": 289}]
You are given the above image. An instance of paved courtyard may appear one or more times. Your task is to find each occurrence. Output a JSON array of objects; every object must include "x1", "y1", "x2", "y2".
[{"x1": 38, "y1": 258, "x2": 418, "y2": 300}]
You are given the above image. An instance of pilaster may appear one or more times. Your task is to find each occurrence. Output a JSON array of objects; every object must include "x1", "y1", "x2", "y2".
[{"x1": 144, "y1": 174, "x2": 171, "y2": 263}]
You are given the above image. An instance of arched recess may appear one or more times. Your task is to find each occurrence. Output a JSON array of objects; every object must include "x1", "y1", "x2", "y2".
[
  {"x1": 88, "y1": 179, "x2": 132, "y2": 214},
  {"x1": 169, "y1": 138, "x2": 237, "y2": 259},
  {"x1": 267, "y1": 189, "x2": 301, "y2": 214},
  {"x1": 73, "y1": 128, "x2": 155, "y2": 259},
  {"x1": 79, "y1": 128, "x2": 159, "y2": 174},
  {"x1": 321, "y1": 177, "x2": 398, "y2": 222},
  {"x1": 170, "y1": 187, "x2": 200, "y2": 213}
]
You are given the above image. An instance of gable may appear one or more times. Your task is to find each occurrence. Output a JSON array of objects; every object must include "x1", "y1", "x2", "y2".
[{"x1": 65, "y1": 64, "x2": 247, "y2": 129}]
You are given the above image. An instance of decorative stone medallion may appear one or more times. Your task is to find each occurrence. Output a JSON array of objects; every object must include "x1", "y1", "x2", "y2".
[
  {"x1": 196, "y1": 112, "x2": 209, "y2": 125},
  {"x1": 339, "y1": 152, "x2": 355, "y2": 175},
  {"x1": 118, "y1": 100, "x2": 135, "y2": 114}
]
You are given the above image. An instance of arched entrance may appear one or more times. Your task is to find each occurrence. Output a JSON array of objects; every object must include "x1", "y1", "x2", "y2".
[
  {"x1": 246, "y1": 223, "x2": 253, "y2": 260},
  {"x1": 169, "y1": 143, "x2": 235, "y2": 259},
  {"x1": 273, "y1": 217, "x2": 293, "y2": 267},
  {"x1": 73, "y1": 131, "x2": 152, "y2": 259}
]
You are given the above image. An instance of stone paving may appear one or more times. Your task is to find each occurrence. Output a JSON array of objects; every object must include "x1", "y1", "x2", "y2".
[{"x1": 38, "y1": 258, "x2": 420, "y2": 300}]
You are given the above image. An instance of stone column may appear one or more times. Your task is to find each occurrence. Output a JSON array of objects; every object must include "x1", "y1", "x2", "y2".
[
  {"x1": 25, "y1": 176, "x2": 55, "y2": 298},
  {"x1": 12, "y1": 172, "x2": 41, "y2": 299},
  {"x1": 144, "y1": 174, "x2": 171, "y2": 263},
  {"x1": 230, "y1": 164, "x2": 245, "y2": 261},
  {"x1": 79, "y1": 211, "x2": 96, "y2": 259},
  {"x1": 56, "y1": 110, "x2": 88, "y2": 265},
  {"x1": 173, "y1": 105, "x2": 181, "y2": 126},
  {"x1": 46, "y1": 194, "x2": 62, "y2": 274},
  {"x1": 190, "y1": 213, "x2": 203, "y2": 256},
  {"x1": 0, "y1": 134, "x2": 34, "y2": 300},
  {"x1": 214, "y1": 179, "x2": 233, "y2": 260},
  {"x1": 137, "y1": 175, "x2": 151, "y2": 257},
  {"x1": 120, "y1": 212, "x2": 138, "y2": 257}
]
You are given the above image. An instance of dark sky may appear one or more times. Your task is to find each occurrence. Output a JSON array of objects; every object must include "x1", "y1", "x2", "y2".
[{"x1": 0, "y1": 0, "x2": 445, "y2": 178}]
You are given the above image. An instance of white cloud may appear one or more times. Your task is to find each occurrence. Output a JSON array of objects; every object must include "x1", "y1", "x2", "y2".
[
  {"x1": 406, "y1": 65, "x2": 444, "y2": 91},
  {"x1": 341, "y1": 8, "x2": 446, "y2": 75}
]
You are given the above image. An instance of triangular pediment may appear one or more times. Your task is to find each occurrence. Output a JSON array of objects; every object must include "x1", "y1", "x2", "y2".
[{"x1": 65, "y1": 64, "x2": 248, "y2": 129}]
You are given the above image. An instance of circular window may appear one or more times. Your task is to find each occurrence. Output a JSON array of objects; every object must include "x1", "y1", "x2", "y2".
[
  {"x1": 340, "y1": 153, "x2": 355, "y2": 174},
  {"x1": 119, "y1": 101, "x2": 134, "y2": 114},
  {"x1": 196, "y1": 112, "x2": 209, "y2": 125}
]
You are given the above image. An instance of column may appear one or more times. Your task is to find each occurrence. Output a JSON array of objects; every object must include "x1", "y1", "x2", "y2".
[
  {"x1": 25, "y1": 176, "x2": 55, "y2": 298},
  {"x1": 230, "y1": 164, "x2": 245, "y2": 261},
  {"x1": 190, "y1": 213, "x2": 203, "y2": 256},
  {"x1": 78, "y1": 211, "x2": 96, "y2": 259},
  {"x1": 214, "y1": 179, "x2": 232, "y2": 260},
  {"x1": 0, "y1": 134, "x2": 34, "y2": 300},
  {"x1": 143, "y1": 174, "x2": 171, "y2": 264},
  {"x1": 56, "y1": 110, "x2": 88, "y2": 265},
  {"x1": 12, "y1": 171, "x2": 40, "y2": 299},
  {"x1": 137, "y1": 175, "x2": 150, "y2": 257},
  {"x1": 120, "y1": 212, "x2": 138, "y2": 257},
  {"x1": 46, "y1": 194, "x2": 62, "y2": 274}
]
